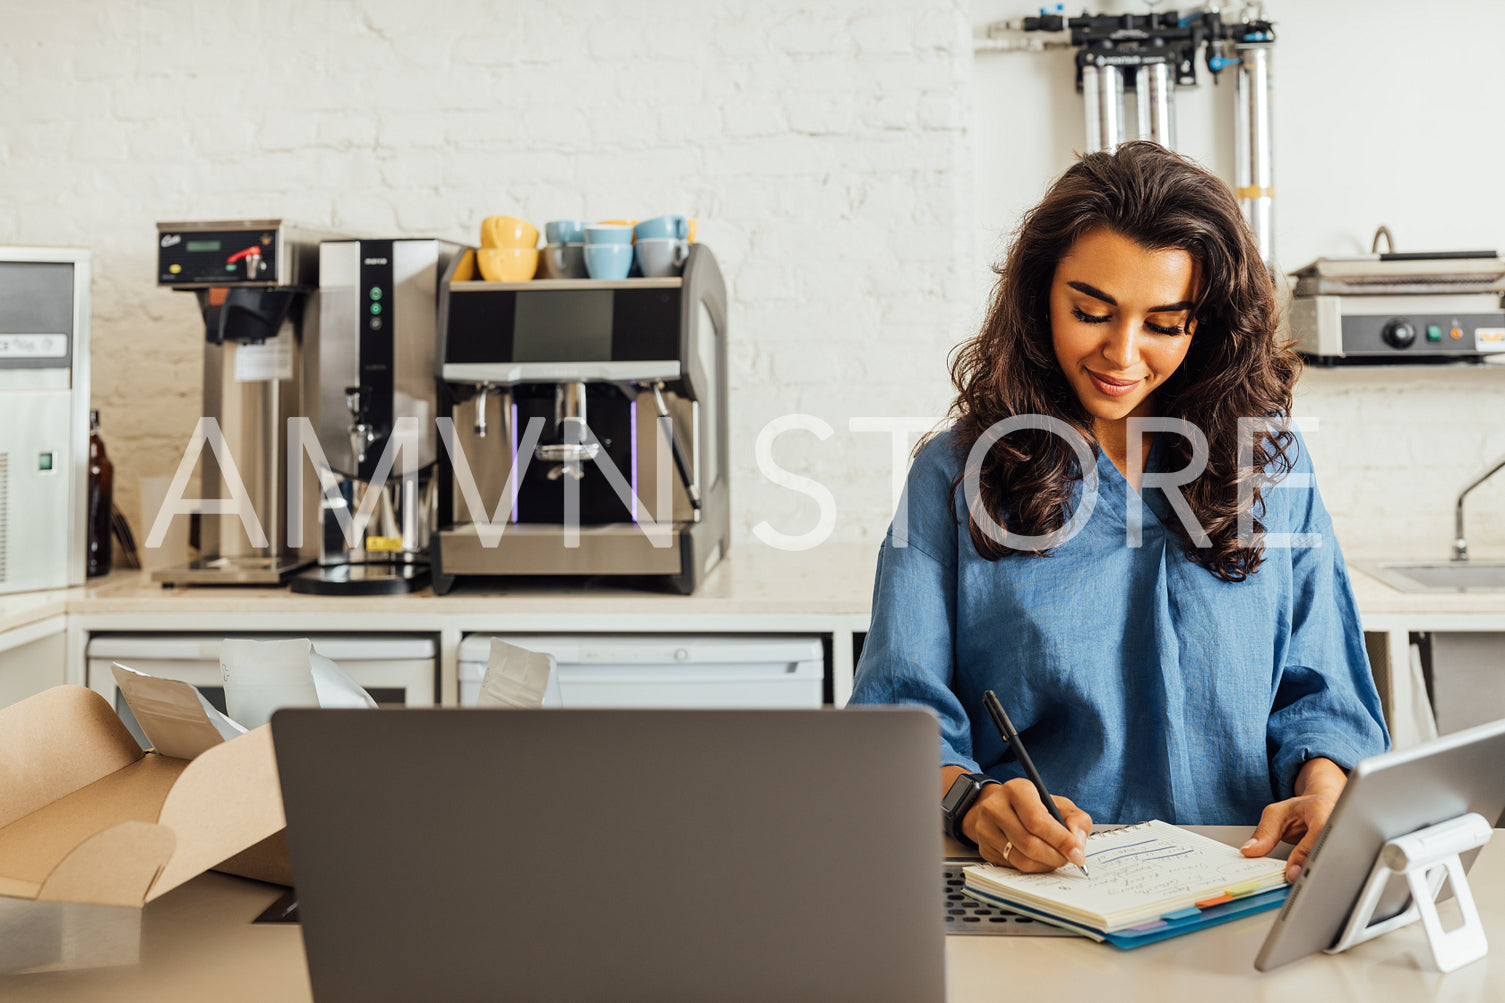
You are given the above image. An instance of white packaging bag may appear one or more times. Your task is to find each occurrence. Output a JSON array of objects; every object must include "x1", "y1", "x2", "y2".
[
  {"x1": 477, "y1": 638, "x2": 563, "y2": 709},
  {"x1": 221, "y1": 638, "x2": 378, "y2": 730}
]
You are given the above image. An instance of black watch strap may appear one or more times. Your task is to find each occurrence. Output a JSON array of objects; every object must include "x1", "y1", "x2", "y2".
[{"x1": 941, "y1": 772, "x2": 1000, "y2": 843}]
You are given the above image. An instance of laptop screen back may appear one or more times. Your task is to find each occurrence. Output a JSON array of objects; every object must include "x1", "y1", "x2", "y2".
[{"x1": 272, "y1": 707, "x2": 945, "y2": 1003}]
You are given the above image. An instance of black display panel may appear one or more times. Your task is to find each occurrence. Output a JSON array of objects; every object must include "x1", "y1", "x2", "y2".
[
  {"x1": 612, "y1": 289, "x2": 680, "y2": 361},
  {"x1": 514, "y1": 290, "x2": 614, "y2": 362},
  {"x1": 444, "y1": 288, "x2": 680, "y2": 365},
  {"x1": 357, "y1": 240, "x2": 395, "y2": 482},
  {"x1": 445, "y1": 290, "x2": 516, "y2": 364},
  {"x1": 158, "y1": 227, "x2": 278, "y2": 285}
]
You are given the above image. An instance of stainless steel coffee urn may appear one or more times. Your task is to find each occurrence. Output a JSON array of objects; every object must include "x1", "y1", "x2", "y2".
[
  {"x1": 152, "y1": 220, "x2": 336, "y2": 586},
  {"x1": 0, "y1": 247, "x2": 91, "y2": 595},
  {"x1": 290, "y1": 238, "x2": 464, "y2": 595}
]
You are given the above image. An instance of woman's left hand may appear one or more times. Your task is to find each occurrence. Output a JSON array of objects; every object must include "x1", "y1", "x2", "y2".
[{"x1": 1240, "y1": 757, "x2": 1348, "y2": 882}]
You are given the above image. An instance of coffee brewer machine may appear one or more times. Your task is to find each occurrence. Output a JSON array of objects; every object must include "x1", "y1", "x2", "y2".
[
  {"x1": 431, "y1": 243, "x2": 729, "y2": 594},
  {"x1": 291, "y1": 238, "x2": 464, "y2": 595},
  {"x1": 0, "y1": 247, "x2": 90, "y2": 595},
  {"x1": 153, "y1": 220, "x2": 335, "y2": 586}
]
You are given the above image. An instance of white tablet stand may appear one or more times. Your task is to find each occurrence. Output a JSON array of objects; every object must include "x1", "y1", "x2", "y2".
[{"x1": 1325, "y1": 812, "x2": 1492, "y2": 973}]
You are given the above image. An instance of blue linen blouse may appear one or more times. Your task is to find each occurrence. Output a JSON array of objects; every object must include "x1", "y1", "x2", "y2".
[{"x1": 849, "y1": 427, "x2": 1389, "y2": 825}]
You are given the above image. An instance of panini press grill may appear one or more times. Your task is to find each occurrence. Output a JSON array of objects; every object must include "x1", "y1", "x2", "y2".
[{"x1": 1289, "y1": 250, "x2": 1505, "y2": 364}]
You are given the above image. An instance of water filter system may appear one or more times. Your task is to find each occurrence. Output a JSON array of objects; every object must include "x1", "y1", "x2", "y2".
[{"x1": 977, "y1": 3, "x2": 1277, "y2": 268}]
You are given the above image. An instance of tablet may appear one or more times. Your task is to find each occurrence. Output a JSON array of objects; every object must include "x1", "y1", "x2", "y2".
[{"x1": 1255, "y1": 715, "x2": 1505, "y2": 971}]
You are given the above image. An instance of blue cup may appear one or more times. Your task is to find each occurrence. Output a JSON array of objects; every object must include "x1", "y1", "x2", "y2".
[
  {"x1": 584, "y1": 224, "x2": 634, "y2": 245},
  {"x1": 634, "y1": 215, "x2": 689, "y2": 241},
  {"x1": 545, "y1": 219, "x2": 586, "y2": 244},
  {"x1": 584, "y1": 243, "x2": 633, "y2": 280}
]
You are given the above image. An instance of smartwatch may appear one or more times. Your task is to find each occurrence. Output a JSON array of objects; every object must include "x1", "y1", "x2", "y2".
[{"x1": 941, "y1": 772, "x2": 1000, "y2": 842}]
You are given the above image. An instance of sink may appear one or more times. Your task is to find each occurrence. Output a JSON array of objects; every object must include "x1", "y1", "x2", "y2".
[{"x1": 1362, "y1": 561, "x2": 1505, "y2": 593}]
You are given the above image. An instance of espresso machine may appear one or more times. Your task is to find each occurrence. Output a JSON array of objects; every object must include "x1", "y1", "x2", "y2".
[
  {"x1": 0, "y1": 247, "x2": 90, "y2": 595},
  {"x1": 153, "y1": 220, "x2": 336, "y2": 586},
  {"x1": 291, "y1": 238, "x2": 464, "y2": 595},
  {"x1": 431, "y1": 243, "x2": 729, "y2": 594}
]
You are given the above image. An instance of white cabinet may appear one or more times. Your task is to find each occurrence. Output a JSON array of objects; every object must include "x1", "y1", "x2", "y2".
[{"x1": 457, "y1": 634, "x2": 823, "y2": 709}]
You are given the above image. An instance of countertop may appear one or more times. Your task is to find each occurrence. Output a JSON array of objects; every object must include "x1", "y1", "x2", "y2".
[
  {"x1": 0, "y1": 586, "x2": 71, "y2": 637},
  {"x1": 10, "y1": 544, "x2": 1505, "y2": 637},
  {"x1": 3, "y1": 827, "x2": 1502, "y2": 1001},
  {"x1": 0, "y1": 543, "x2": 882, "y2": 634}
]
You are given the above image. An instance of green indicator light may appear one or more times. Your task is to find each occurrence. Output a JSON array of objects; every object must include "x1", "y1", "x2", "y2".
[
  {"x1": 226, "y1": 263, "x2": 237, "y2": 271},
  {"x1": 369, "y1": 287, "x2": 382, "y2": 300},
  {"x1": 370, "y1": 302, "x2": 382, "y2": 315},
  {"x1": 1426, "y1": 324, "x2": 1443, "y2": 342}
]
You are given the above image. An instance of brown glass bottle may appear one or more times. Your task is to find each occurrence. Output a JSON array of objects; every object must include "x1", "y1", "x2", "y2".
[{"x1": 87, "y1": 409, "x2": 113, "y2": 577}]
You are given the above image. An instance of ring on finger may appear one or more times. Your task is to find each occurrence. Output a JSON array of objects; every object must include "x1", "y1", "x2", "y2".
[{"x1": 1002, "y1": 841, "x2": 1014, "y2": 866}]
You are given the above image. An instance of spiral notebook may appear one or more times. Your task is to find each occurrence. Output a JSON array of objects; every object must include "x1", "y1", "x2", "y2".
[{"x1": 962, "y1": 820, "x2": 1290, "y2": 948}]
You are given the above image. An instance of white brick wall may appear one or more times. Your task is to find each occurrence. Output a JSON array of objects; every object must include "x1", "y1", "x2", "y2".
[
  {"x1": 1, "y1": 0, "x2": 974, "y2": 553},
  {"x1": 16, "y1": 0, "x2": 1485, "y2": 565},
  {"x1": 1296, "y1": 367, "x2": 1505, "y2": 560}
]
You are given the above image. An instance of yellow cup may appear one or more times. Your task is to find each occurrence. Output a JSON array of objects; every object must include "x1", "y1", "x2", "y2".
[
  {"x1": 687, "y1": 218, "x2": 697, "y2": 243},
  {"x1": 480, "y1": 216, "x2": 539, "y2": 249},
  {"x1": 477, "y1": 247, "x2": 539, "y2": 282}
]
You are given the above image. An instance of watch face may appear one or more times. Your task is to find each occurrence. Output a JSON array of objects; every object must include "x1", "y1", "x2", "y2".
[{"x1": 942, "y1": 774, "x2": 977, "y2": 814}]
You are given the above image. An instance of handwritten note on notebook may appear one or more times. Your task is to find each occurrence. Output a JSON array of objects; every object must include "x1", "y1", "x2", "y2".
[{"x1": 963, "y1": 820, "x2": 1288, "y2": 931}]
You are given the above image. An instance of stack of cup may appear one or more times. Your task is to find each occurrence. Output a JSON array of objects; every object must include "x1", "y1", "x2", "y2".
[
  {"x1": 477, "y1": 216, "x2": 539, "y2": 282},
  {"x1": 539, "y1": 220, "x2": 587, "y2": 279},
  {"x1": 634, "y1": 215, "x2": 692, "y2": 277},
  {"x1": 583, "y1": 223, "x2": 635, "y2": 280}
]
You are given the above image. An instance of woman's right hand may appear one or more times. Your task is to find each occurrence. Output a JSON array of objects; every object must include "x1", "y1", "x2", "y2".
[{"x1": 962, "y1": 778, "x2": 1092, "y2": 873}]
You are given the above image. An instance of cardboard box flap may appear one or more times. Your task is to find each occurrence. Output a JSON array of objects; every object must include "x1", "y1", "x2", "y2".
[
  {"x1": 0, "y1": 686, "x2": 144, "y2": 829},
  {"x1": 37, "y1": 822, "x2": 175, "y2": 907},
  {"x1": 213, "y1": 830, "x2": 294, "y2": 888},
  {"x1": 147, "y1": 724, "x2": 284, "y2": 901},
  {"x1": 0, "y1": 755, "x2": 184, "y2": 891},
  {"x1": 0, "y1": 687, "x2": 288, "y2": 910}
]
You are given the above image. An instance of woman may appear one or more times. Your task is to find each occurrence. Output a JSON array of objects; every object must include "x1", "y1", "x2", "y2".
[{"x1": 850, "y1": 141, "x2": 1388, "y2": 882}]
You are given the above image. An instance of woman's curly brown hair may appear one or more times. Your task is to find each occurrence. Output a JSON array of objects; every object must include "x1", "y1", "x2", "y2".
[{"x1": 945, "y1": 140, "x2": 1300, "y2": 582}]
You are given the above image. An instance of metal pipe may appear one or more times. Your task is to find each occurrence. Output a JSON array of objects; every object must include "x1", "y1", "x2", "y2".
[
  {"x1": 1096, "y1": 62, "x2": 1127, "y2": 153},
  {"x1": 1083, "y1": 61, "x2": 1127, "y2": 154},
  {"x1": 1235, "y1": 42, "x2": 1275, "y2": 267},
  {"x1": 1453, "y1": 454, "x2": 1505, "y2": 561},
  {"x1": 972, "y1": 36, "x2": 1072, "y2": 53},
  {"x1": 1082, "y1": 64, "x2": 1102, "y2": 154},
  {"x1": 1135, "y1": 62, "x2": 1176, "y2": 148}
]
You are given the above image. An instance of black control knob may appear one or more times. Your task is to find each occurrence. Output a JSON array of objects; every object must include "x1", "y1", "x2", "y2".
[{"x1": 1382, "y1": 318, "x2": 1416, "y2": 349}]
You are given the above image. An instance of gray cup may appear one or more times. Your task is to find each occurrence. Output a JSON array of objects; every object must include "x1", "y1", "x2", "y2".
[
  {"x1": 540, "y1": 243, "x2": 587, "y2": 279},
  {"x1": 635, "y1": 238, "x2": 689, "y2": 278}
]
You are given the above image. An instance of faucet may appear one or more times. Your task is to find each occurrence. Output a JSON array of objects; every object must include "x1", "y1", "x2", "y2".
[
  {"x1": 1453, "y1": 453, "x2": 1505, "y2": 561},
  {"x1": 345, "y1": 386, "x2": 377, "y2": 467},
  {"x1": 473, "y1": 384, "x2": 489, "y2": 439}
]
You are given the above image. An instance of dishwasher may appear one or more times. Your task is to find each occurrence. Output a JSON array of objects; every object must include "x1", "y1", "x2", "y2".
[
  {"x1": 85, "y1": 633, "x2": 437, "y2": 748},
  {"x1": 457, "y1": 634, "x2": 824, "y2": 708}
]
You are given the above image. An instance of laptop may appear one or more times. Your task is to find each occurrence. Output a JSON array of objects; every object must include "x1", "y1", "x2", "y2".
[
  {"x1": 1255, "y1": 715, "x2": 1505, "y2": 971},
  {"x1": 271, "y1": 707, "x2": 945, "y2": 1002}
]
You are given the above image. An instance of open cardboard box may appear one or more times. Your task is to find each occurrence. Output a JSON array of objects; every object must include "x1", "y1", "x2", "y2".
[{"x1": 0, "y1": 685, "x2": 289, "y2": 909}]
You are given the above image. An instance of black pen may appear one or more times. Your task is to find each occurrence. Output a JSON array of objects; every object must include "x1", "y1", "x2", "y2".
[{"x1": 982, "y1": 689, "x2": 1090, "y2": 879}]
